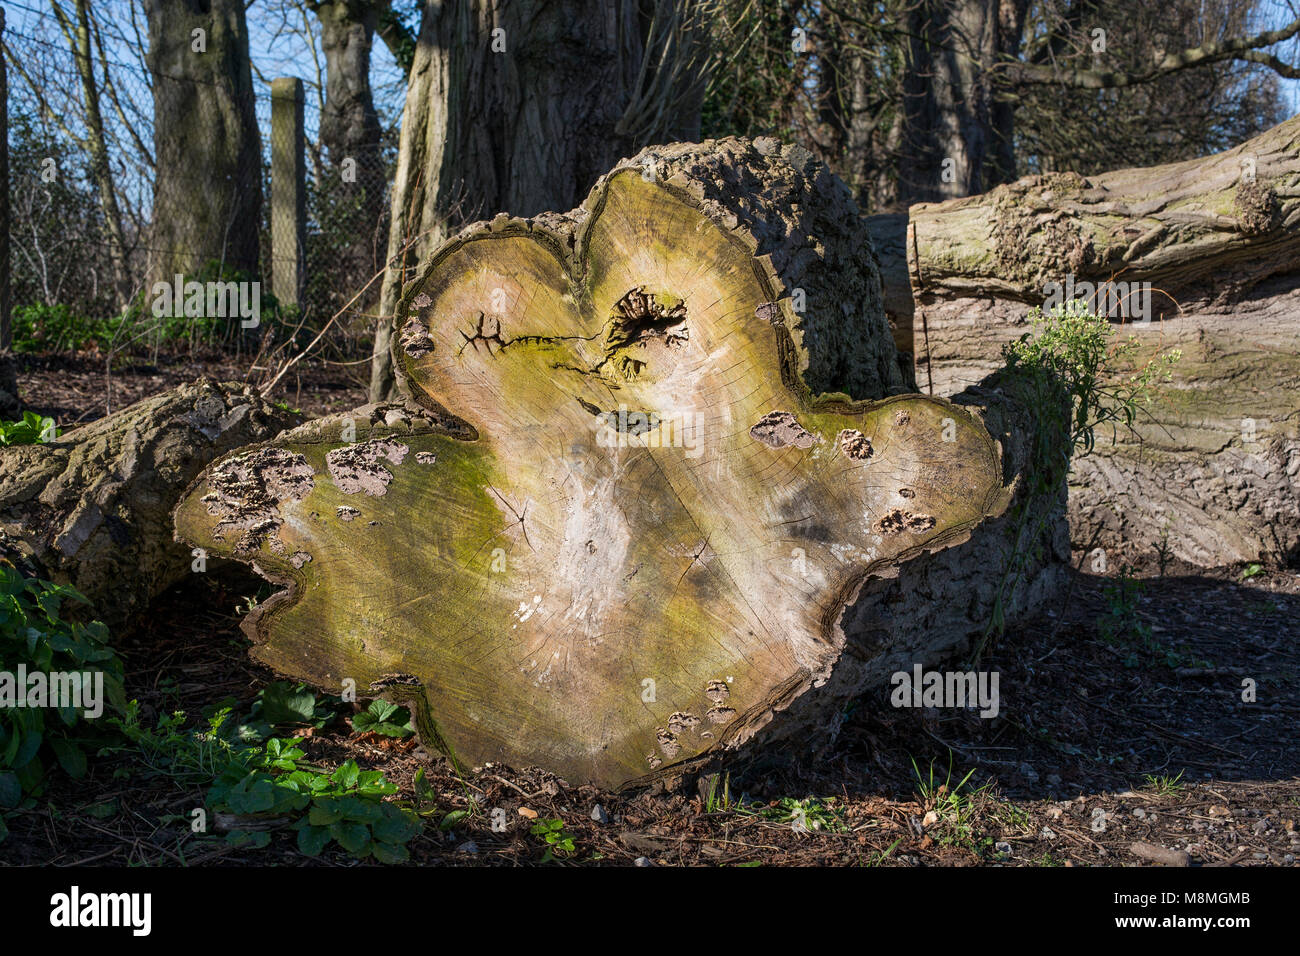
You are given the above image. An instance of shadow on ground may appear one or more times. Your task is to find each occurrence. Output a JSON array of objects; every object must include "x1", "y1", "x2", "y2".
[{"x1": 4, "y1": 562, "x2": 1297, "y2": 867}]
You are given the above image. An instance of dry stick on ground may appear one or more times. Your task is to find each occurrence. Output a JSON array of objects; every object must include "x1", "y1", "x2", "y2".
[
  {"x1": 256, "y1": 227, "x2": 444, "y2": 398},
  {"x1": 176, "y1": 137, "x2": 1067, "y2": 790}
]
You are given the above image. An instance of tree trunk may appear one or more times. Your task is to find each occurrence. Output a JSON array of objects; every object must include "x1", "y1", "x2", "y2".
[
  {"x1": 0, "y1": 6, "x2": 15, "y2": 418},
  {"x1": 906, "y1": 113, "x2": 1300, "y2": 566},
  {"x1": 59, "y1": 0, "x2": 132, "y2": 303},
  {"x1": 897, "y1": 0, "x2": 998, "y2": 205},
  {"x1": 145, "y1": 0, "x2": 262, "y2": 281},
  {"x1": 177, "y1": 138, "x2": 1065, "y2": 789},
  {"x1": 368, "y1": 0, "x2": 711, "y2": 402},
  {"x1": 313, "y1": 0, "x2": 387, "y2": 276},
  {"x1": 0, "y1": 381, "x2": 299, "y2": 634}
]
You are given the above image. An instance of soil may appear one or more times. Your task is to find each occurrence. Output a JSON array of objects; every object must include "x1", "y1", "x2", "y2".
[
  {"x1": 14, "y1": 350, "x2": 368, "y2": 425},
  {"x1": 2, "y1": 355, "x2": 1297, "y2": 867}
]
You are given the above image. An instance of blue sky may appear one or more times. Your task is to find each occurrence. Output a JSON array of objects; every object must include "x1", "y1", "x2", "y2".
[{"x1": 3, "y1": 0, "x2": 412, "y2": 146}]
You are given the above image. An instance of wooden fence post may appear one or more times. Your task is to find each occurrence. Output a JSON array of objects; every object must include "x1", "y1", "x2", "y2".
[{"x1": 270, "y1": 77, "x2": 305, "y2": 310}]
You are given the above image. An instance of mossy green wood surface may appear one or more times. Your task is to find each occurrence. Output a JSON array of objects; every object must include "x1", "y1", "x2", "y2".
[{"x1": 178, "y1": 167, "x2": 1010, "y2": 789}]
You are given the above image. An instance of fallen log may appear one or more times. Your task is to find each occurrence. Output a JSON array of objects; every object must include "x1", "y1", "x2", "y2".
[
  {"x1": 906, "y1": 115, "x2": 1300, "y2": 567},
  {"x1": 0, "y1": 380, "x2": 300, "y2": 632},
  {"x1": 176, "y1": 138, "x2": 1066, "y2": 789}
]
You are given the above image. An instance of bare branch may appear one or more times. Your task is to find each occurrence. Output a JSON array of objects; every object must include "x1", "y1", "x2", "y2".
[{"x1": 1001, "y1": 15, "x2": 1300, "y2": 88}]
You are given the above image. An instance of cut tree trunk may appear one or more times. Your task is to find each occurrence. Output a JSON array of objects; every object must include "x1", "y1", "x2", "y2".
[
  {"x1": 905, "y1": 114, "x2": 1300, "y2": 567},
  {"x1": 176, "y1": 138, "x2": 1065, "y2": 790},
  {"x1": 0, "y1": 381, "x2": 299, "y2": 633}
]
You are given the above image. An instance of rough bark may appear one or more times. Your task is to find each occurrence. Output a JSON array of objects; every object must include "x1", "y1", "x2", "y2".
[
  {"x1": 313, "y1": 0, "x2": 386, "y2": 271},
  {"x1": 0, "y1": 381, "x2": 299, "y2": 633},
  {"x1": 0, "y1": 6, "x2": 14, "y2": 418},
  {"x1": 57, "y1": 0, "x2": 132, "y2": 303},
  {"x1": 177, "y1": 138, "x2": 1064, "y2": 789},
  {"x1": 906, "y1": 114, "x2": 1300, "y2": 566},
  {"x1": 368, "y1": 0, "x2": 712, "y2": 401},
  {"x1": 145, "y1": 0, "x2": 262, "y2": 280},
  {"x1": 897, "y1": 0, "x2": 999, "y2": 205},
  {"x1": 865, "y1": 211, "x2": 914, "y2": 372}
]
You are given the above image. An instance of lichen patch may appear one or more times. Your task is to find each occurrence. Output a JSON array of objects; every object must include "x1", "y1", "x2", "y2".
[
  {"x1": 750, "y1": 411, "x2": 821, "y2": 449},
  {"x1": 399, "y1": 317, "x2": 435, "y2": 357},
  {"x1": 706, "y1": 706, "x2": 736, "y2": 724},
  {"x1": 656, "y1": 728, "x2": 680, "y2": 758},
  {"x1": 667, "y1": 711, "x2": 701, "y2": 735},
  {"x1": 876, "y1": 508, "x2": 936, "y2": 534},
  {"x1": 326, "y1": 438, "x2": 409, "y2": 496},
  {"x1": 200, "y1": 447, "x2": 315, "y2": 555},
  {"x1": 838, "y1": 428, "x2": 873, "y2": 460}
]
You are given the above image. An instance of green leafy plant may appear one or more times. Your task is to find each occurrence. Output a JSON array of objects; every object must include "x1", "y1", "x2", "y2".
[
  {"x1": 1141, "y1": 770, "x2": 1186, "y2": 795},
  {"x1": 350, "y1": 698, "x2": 413, "y2": 738},
  {"x1": 1098, "y1": 565, "x2": 1151, "y2": 647},
  {"x1": 9, "y1": 303, "x2": 122, "y2": 353},
  {"x1": 1239, "y1": 563, "x2": 1264, "y2": 581},
  {"x1": 107, "y1": 700, "x2": 422, "y2": 861},
  {"x1": 210, "y1": 750, "x2": 421, "y2": 862},
  {"x1": 703, "y1": 772, "x2": 734, "y2": 813},
  {"x1": 0, "y1": 411, "x2": 60, "y2": 446},
  {"x1": 911, "y1": 755, "x2": 990, "y2": 851},
  {"x1": 1097, "y1": 567, "x2": 1208, "y2": 670},
  {"x1": 531, "y1": 817, "x2": 576, "y2": 861},
  {"x1": 0, "y1": 570, "x2": 124, "y2": 841},
  {"x1": 105, "y1": 701, "x2": 257, "y2": 785},
  {"x1": 247, "y1": 681, "x2": 340, "y2": 732},
  {"x1": 864, "y1": 838, "x2": 902, "y2": 866},
  {"x1": 973, "y1": 301, "x2": 1180, "y2": 660},
  {"x1": 744, "y1": 796, "x2": 848, "y2": 833},
  {"x1": 1003, "y1": 300, "x2": 1181, "y2": 458}
]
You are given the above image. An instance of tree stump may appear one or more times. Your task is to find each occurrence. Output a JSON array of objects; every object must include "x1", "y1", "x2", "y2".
[
  {"x1": 906, "y1": 115, "x2": 1300, "y2": 566},
  {"x1": 0, "y1": 380, "x2": 300, "y2": 632},
  {"x1": 176, "y1": 139, "x2": 1065, "y2": 789}
]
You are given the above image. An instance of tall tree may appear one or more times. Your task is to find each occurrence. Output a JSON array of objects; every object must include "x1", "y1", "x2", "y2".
[
  {"x1": 881, "y1": 0, "x2": 1298, "y2": 204},
  {"x1": 310, "y1": 1, "x2": 392, "y2": 277},
  {"x1": 145, "y1": 0, "x2": 262, "y2": 280},
  {"x1": 3, "y1": 1, "x2": 137, "y2": 303},
  {"x1": 51, "y1": 0, "x2": 133, "y2": 299},
  {"x1": 368, "y1": 0, "x2": 714, "y2": 401},
  {"x1": 1012, "y1": 0, "x2": 1286, "y2": 176},
  {"x1": 711, "y1": 0, "x2": 1296, "y2": 210},
  {"x1": 0, "y1": 7, "x2": 14, "y2": 418},
  {"x1": 313, "y1": 1, "x2": 383, "y2": 169}
]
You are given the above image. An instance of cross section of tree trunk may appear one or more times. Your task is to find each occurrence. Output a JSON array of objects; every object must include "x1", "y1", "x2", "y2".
[{"x1": 176, "y1": 139, "x2": 1063, "y2": 789}]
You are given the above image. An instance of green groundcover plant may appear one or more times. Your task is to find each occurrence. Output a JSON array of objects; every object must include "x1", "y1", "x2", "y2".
[{"x1": 0, "y1": 569, "x2": 125, "y2": 842}]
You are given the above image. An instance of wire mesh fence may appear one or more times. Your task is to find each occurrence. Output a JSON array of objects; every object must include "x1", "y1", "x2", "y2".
[{"x1": 1, "y1": 0, "x2": 398, "y2": 363}]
